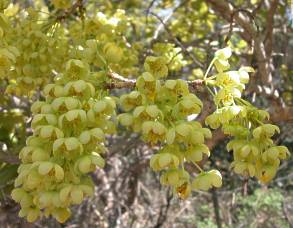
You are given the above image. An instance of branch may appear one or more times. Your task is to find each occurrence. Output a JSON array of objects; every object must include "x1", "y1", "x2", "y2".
[
  {"x1": 206, "y1": 0, "x2": 272, "y2": 85},
  {"x1": 107, "y1": 71, "x2": 136, "y2": 89},
  {"x1": 264, "y1": 0, "x2": 278, "y2": 56},
  {"x1": 107, "y1": 71, "x2": 204, "y2": 90},
  {"x1": 211, "y1": 188, "x2": 222, "y2": 228}
]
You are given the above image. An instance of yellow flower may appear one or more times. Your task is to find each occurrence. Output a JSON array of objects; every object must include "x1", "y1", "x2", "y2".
[
  {"x1": 150, "y1": 153, "x2": 179, "y2": 171},
  {"x1": 31, "y1": 114, "x2": 57, "y2": 129},
  {"x1": 172, "y1": 94, "x2": 202, "y2": 118},
  {"x1": 65, "y1": 59, "x2": 89, "y2": 80},
  {"x1": 19, "y1": 146, "x2": 49, "y2": 163},
  {"x1": 59, "y1": 184, "x2": 94, "y2": 205},
  {"x1": 53, "y1": 137, "x2": 83, "y2": 158},
  {"x1": 160, "y1": 169, "x2": 190, "y2": 187},
  {"x1": 118, "y1": 113, "x2": 133, "y2": 127},
  {"x1": 214, "y1": 87, "x2": 241, "y2": 106},
  {"x1": 252, "y1": 124, "x2": 280, "y2": 139},
  {"x1": 192, "y1": 170, "x2": 222, "y2": 191},
  {"x1": 11, "y1": 188, "x2": 30, "y2": 205},
  {"x1": 51, "y1": 97, "x2": 81, "y2": 112},
  {"x1": 18, "y1": 207, "x2": 40, "y2": 222},
  {"x1": 164, "y1": 80, "x2": 186, "y2": 92},
  {"x1": 185, "y1": 144, "x2": 210, "y2": 163},
  {"x1": 58, "y1": 109, "x2": 87, "y2": 129},
  {"x1": 142, "y1": 121, "x2": 167, "y2": 144},
  {"x1": 75, "y1": 152, "x2": 105, "y2": 173},
  {"x1": 144, "y1": 56, "x2": 168, "y2": 78},
  {"x1": 34, "y1": 125, "x2": 64, "y2": 141},
  {"x1": 136, "y1": 72, "x2": 159, "y2": 99},
  {"x1": 79, "y1": 128, "x2": 105, "y2": 145},
  {"x1": 38, "y1": 191, "x2": 62, "y2": 209},
  {"x1": 167, "y1": 122, "x2": 209, "y2": 145},
  {"x1": 133, "y1": 105, "x2": 163, "y2": 121},
  {"x1": 103, "y1": 42, "x2": 123, "y2": 63},
  {"x1": 205, "y1": 113, "x2": 221, "y2": 129},
  {"x1": 214, "y1": 47, "x2": 232, "y2": 73},
  {"x1": 176, "y1": 182, "x2": 191, "y2": 199},
  {"x1": 231, "y1": 161, "x2": 256, "y2": 177},
  {"x1": 64, "y1": 80, "x2": 95, "y2": 99},
  {"x1": 120, "y1": 91, "x2": 146, "y2": 111},
  {"x1": 255, "y1": 159, "x2": 280, "y2": 183},
  {"x1": 51, "y1": 208, "x2": 71, "y2": 223},
  {"x1": 37, "y1": 162, "x2": 64, "y2": 181},
  {"x1": 43, "y1": 84, "x2": 64, "y2": 99}
]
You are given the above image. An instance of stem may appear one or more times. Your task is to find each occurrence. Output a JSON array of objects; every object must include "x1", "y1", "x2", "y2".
[
  {"x1": 235, "y1": 97, "x2": 253, "y2": 107},
  {"x1": 202, "y1": 58, "x2": 217, "y2": 97},
  {"x1": 206, "y1": 85, "x2": 216, "y2": 97},
  {"x1": 181, "y1": 161, "x2": 185, "y2": 171},
  {"x1": 206, "y1": 75, "x2": 217, "y2": 80},
  {"x1": 204, "y1": 57, "x2": 216, "y2": 79},
  {"x1": 242, "y1": 178, "x2": 248, "y2": 196},
  {"x1": 255, "y1": 118, "x2": 264, "y2": 126},
  {"x1": 192, "y1": 161, "x2": 204, "y2": 173}
]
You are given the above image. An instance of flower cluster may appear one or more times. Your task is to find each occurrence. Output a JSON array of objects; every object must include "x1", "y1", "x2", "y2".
[
  {"x1": 152, "y1": 43, "x2": 187, "y2": 71},
  {"x1": 118, "y1": 57, "x2": 222, "y2": 199},
  {"x1": 11, "y1": 59, "x2": 116, "y2": 222},
  {"x1": 205, "y1": 47, "x2": 290, "y2": 183},
  {"x1": 2, "y1": 6, "x2": 140, "y2": 96},
  {"x1": 4, "y1": 9, "x2": 68, "y2": 96},
  {"x1": 0, "y1": 14, "x2": 19, "y2": 79},
  {"x1": 72, "y1": 10, "x2": 139, "y2": 77}
]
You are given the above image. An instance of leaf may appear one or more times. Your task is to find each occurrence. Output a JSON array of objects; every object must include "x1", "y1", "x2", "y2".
[{"x1": 0, "y1": 164, "x2": 18, "y2": 187}]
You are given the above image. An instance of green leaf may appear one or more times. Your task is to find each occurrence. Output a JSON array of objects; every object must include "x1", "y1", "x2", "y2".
[{"x1": 0, "y1": 164, "x2": 18, "y2": 188}]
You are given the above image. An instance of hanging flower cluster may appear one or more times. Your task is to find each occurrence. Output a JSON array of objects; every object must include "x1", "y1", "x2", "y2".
[
  {"x1": 11, "y1": 59, "x2": 116, "y2": 222},
  {"x1": 118, "y1": 57, "x2": 222, "y2": 199}
]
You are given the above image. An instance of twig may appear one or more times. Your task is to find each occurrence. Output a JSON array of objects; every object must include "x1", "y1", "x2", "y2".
[
  {"x1": 150, "y1": 12, "x2": 203, "y2": 68},
  {"x1": 106, "y1": 71, "x2": 136, "y2": 89},
  {"x1": 107, "y1": 71, "x2": 204, "y2": 90},
  {"x1": 56, "y1": 0, "x2": 84, "y2": 21},
  {"x1": 224, "y1": 8, "x2": 259, "y2": 45},
  {"x1": 145, "y1": 0, "x2": 157, "y2": 23},
  {"x1": 242, "y1": 178, "x2": 248, "y2": 196}
]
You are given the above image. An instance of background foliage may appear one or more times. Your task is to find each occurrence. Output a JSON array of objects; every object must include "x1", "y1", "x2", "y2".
[{"x1": 0, "y1": 0, "x2": 292, "y2": 227}]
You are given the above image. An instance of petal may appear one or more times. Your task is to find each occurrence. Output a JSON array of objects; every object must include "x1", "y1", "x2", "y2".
[
  {"x1": 166, "y1": 128, "x2": 176, "y2": 144},
  {"x1": 65, "y1": 137, "x2": 80, "y2": 151},
  {"x1": 54, "y1": 165, "x2": 64, "y2": 181},
  {"x1": 70, "y1": 188, "x2": 83, "y2": 204},
  {"x1": 78, "y1": 156, "x2": 92, "y2": 173},
  {"x1": 38, "y1": 162, "x2": 53, "y2": 175}
]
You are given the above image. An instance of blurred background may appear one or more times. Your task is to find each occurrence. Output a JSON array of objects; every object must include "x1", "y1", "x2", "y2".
[{"x1": 0, "y1": 0, "x2": 292, "y2": 227}]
